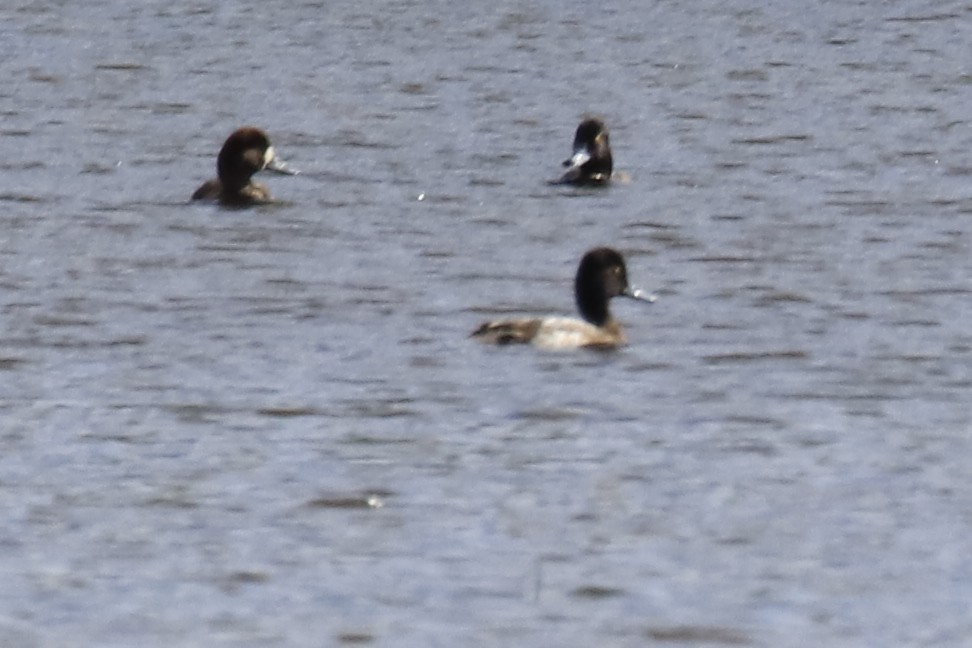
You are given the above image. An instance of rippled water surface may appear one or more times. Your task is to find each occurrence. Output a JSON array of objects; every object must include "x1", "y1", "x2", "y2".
[{"x1": 2, "y1": 0, "x2": 972, "y2": 645}]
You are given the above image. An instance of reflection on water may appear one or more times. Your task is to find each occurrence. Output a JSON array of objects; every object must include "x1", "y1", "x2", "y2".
[{"x1": 2, "y1": 0, "x2": 972, "y2": 645}]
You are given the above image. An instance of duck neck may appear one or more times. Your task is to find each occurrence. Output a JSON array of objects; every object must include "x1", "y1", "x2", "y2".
[
  {"x1": 576, "y1": 284, "x2": 611, "y2": 327},
  {"x1": 217, "y1": 154, "x2": 255, "y2": 194}
]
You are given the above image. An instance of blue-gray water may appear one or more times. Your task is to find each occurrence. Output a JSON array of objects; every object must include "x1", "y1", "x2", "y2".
[{"x1": 2, "y1": 0, "x2": 972, "y2": 645}]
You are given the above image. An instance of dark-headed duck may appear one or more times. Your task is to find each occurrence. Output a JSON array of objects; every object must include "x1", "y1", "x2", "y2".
[
  {"x1": 471, "y1": 247, "x2": 654, "y2": 350},
  {"x1": 556, "y1": 118, "x2": 613, "y2": 186},
  {"x1": 192, "y1": 127, "x2": 294, "y2": 205}
]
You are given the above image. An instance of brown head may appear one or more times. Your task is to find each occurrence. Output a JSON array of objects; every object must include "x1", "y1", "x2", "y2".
[{"x1": 216, "y1": 127, "x2": 275, "y2": 193}]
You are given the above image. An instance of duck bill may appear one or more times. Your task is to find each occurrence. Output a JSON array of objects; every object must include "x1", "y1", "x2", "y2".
[
  {"x1": 563, "y1": 147, "x2": 591, "y2": 170},
  {"x1": 264, "y1": 146, "x2": 300, "y2": 175},
  {"x1": 624, "y1": 285, "x2": 657, "y2": 303}
]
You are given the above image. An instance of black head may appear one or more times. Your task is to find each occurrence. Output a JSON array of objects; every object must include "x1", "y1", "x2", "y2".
[
  {"x1": 216, "y1": 127, "x2": 274, "y2": 192},
  {"x1": 574, "y1": 247, "x2": 630, "y2": 326}
]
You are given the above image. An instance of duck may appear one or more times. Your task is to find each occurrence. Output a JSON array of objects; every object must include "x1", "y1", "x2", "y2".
[
  {"x1": 191, "y1": 127, "x2": 294, "y2": 205},
  {"x1": 471, "y1": 247, "x2": 654, "y2": 350},
  {"x1": 556, "y1": 118, "x2": 613, "y2": 186}
]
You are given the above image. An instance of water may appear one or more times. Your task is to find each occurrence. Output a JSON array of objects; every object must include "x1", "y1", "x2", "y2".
[{"x1": 2, "y1": 0, "x2": 972, "y2": 645}]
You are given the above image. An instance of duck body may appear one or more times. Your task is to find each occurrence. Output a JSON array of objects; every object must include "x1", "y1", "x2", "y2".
[
  {"x1": 472, "y1": 316, "x2": 625, "y2": 350},
  {"x1": 191, "y1": 178, "x2": 271, "y2": 205}
]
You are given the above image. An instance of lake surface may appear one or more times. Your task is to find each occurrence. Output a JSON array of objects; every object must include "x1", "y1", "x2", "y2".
[{"x1": 2, "y1": 0, "x2": 972, "y2": 645}]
